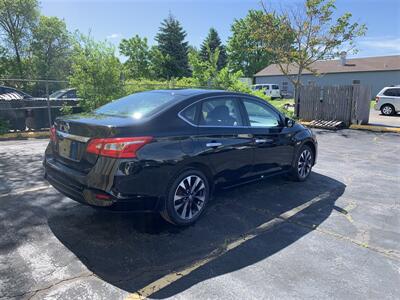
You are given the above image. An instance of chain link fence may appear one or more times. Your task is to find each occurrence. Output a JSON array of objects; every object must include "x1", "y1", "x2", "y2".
[
  {"x1": 0, "y1": 78, "x2": 80, "y2": 132},
  {"x1": 0, "y1": 78, "x2": 216, "y2": 133}
]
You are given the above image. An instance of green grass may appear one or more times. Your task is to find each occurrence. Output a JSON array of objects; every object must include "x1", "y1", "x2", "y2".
[{"x1": 370, "y1": 100, "x2": 376, "y2": 109}]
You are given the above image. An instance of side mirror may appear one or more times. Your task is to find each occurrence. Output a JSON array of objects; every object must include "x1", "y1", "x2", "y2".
[{"x1": 285, "y1": 117, "x2": 295, "y2": 128}]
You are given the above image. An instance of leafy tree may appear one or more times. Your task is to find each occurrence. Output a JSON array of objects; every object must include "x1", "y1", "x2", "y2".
[
  {"x1": 69, "y1": 34, "x2": 124, "y2": 111},
  {"x1": 252, "y1": 0, "x2": 366, "y2": 115},
  {"x1": 31, "y1": 16, "x2": 71, "y2": 94},
  {"x1": 119, "y1": 35, "x2": 151, "y2": 79},
  {"x1": 155, "y1": 14, "x2": 190, "y2": 78},
  {"x1": 200, "y1": 28, "x2": 227, "y2": 71},
  {"x1": 0, "y1": 0, "x2": 39, "y2": 78},
  {"x1": 227, "y1": 10, "x2": 274, "y2": 77},
  {"x1": 189, "y1": 46, "x2": 219, "y2": 87}
]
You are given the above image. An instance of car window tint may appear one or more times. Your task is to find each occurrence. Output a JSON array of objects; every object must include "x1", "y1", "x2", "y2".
[
  {"x1": 180, "y1": 104, "x2": 197, "y2": 124},
  {"x1": 383, "y1": 88, "x2": 400, "y2": 97},
  {"x1": 243, "y1": 99, "x2": 280, "y2": 127},
  {"x1": 200, "y1": 98, "x2": 243, "y2": 127}
]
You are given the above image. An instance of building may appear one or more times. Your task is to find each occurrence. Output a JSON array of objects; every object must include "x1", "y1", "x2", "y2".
[{"x1": 254, "y1": 54, "x2": 400, "y2": 97}]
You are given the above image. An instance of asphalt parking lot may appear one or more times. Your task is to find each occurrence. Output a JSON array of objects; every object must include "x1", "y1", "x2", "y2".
[{"x1": 0, "y1": 129, "x2": 399, "y2": 299}]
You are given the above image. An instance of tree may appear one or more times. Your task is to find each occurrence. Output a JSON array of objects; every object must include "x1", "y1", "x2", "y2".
[
  {"x1": 0, "y1": 0, "x2": 39, "y2": 78},
  {"x1": 252, "y1": 0, "x2": 366, "y2": 115},
  {"x1": 200, "y1": 28, "x2": 227, "y2": 71},
  {"x1": 155, "y1": 14, "x2": 190, "y2": 78},
  {"x1": 119, "y1": 35, "x2": 151, "y2": 79},
  {"x1": 69, "y1": 34, "x2": 124, "y2": 111},
  {"x1": 31, "y1": 16, "x2": 71, "y2": 94},
  {"x1": 189, "y1": 46, "x2": 219, "y2": 87},
  {"x1": 227, "y1": 10, "x2": 275, "y2": 77}
]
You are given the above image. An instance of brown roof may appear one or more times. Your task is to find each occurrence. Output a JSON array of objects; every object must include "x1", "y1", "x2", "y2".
[{"x1": 254, "y1": 55, "x2": 400, "y2": 77}]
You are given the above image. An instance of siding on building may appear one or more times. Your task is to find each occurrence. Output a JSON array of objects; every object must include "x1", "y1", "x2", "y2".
[{"x1": 254, "y1": 70, "x2": 400, "y2": 97}]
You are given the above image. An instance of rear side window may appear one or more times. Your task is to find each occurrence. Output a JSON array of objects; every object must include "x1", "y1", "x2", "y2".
[
  {"x1": 95, "y1": 91, "x2": 183, "y2": 119},
  {"x1": 272, "y1": 85, "x2": 279, "y2": 90},
  {"x1": 383, "y1": 88, "x2": 400, "y2": 97},
  {"x1": 200, "y1": 98, "x2": 243, "y2": 127},
  {"x1": 180, "y1": 104, "x2": 197, "y2": 124}
]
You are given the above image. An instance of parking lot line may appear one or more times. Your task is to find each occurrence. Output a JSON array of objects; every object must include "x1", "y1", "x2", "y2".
[
  {"x1": 125, "y1": 191, "x2": 332, "y2": 300},
  {"x1": 0, "y1": 185, "x2": 51, "y2": 199}
]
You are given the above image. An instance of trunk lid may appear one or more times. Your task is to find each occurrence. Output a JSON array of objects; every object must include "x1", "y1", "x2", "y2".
[{"x1": 53, "y1": 113, "x2": 135, "y2": 173}]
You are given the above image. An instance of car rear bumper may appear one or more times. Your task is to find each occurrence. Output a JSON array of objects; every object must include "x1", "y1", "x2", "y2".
[{"x1": 44, "y1": 155, "x2": 161, "y2": 212}]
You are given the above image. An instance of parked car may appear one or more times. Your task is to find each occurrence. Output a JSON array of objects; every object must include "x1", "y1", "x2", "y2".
[
  {"x1": 375, "y1": 86, "x2": 400, "y2": 115},
  {"x1": 252, "y1": 84, "x2": 281, "y2": 99},
  {"x1": 49, "y1": 88, "x2": 78, "y2": 100},
  {"x1": 0, "y1": 86, "x2": 32, "y2": 100},
  {"x1": 44, "y1": 89, "x2": 317, "y2": 226}
]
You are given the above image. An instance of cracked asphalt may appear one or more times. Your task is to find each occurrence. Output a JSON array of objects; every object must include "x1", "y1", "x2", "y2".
[{"x1": 0, "y1": 129, "x2": 399, "y2": 299}]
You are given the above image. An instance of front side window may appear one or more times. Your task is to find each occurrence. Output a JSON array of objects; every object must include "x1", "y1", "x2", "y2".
[
  {"x1": 95, "y1": 91, "x2": 184, "y2": 119},
  {"x1": 200, "y1": 98, "x2": 243, "y2": 127},
  {"x1": 272, "y1": 85, "x2": 279, "y2": 90},
  {"x1": 243, "y1": 99, "x2": 281, "y2": 127}
]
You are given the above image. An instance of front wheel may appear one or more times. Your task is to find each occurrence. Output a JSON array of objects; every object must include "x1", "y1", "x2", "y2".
[
  {"x1": 161, "y1": 169, "x2": 210, "y2": 226},
  {"x1": 290, "y1": 145, "x2": 314, "y2": 182}
]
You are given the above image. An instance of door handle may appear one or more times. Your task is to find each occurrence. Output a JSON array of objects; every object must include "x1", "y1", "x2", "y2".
[
  {"x1": 206, "y1": 142, "x2": 222, "y2": 147},
  {"x1": 254, "y1": 139, "x2": 273, "y2": 144}
]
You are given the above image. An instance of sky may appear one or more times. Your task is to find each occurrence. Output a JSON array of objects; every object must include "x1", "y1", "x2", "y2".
[{"x1": 41, "y1": 0, "x2": 400, "y2": 59}]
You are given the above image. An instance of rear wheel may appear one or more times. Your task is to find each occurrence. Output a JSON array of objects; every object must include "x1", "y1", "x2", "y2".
[
  {"x1": 290, "y1": 145, "x2": 314, "y2": 182},
  {"x1": 381, "y1": 104, "x2": 395, "y2": 116},
  {"x1": 161, "y1": 169, "x2": 210, "y2": 226}
]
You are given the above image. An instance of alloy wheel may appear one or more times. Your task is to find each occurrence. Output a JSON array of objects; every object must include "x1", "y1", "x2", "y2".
[
  {"x1": 298, "y1": 149, "x2": 312, "y2": 178},
  {"x1": 173, "y1": 175, "x2": 206, "y2": 220},
  {"x1": 382, "y1": 106, "x2": 393, "y2": 115}
]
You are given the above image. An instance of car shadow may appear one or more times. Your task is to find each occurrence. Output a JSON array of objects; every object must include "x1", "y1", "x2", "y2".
[{"x1": 48, "y1": 172, "x2": 345, "y2": 298}]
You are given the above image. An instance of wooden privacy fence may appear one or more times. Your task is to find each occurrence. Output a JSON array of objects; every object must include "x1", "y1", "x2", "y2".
[
  {"x1": 299, "y1": 85, "x2": 371, "y2": 126},
  {"x1": 0, "y1": 99, "x2": 81, "y2": 131}
]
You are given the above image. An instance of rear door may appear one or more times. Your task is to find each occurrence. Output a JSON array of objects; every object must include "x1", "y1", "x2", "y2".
[
  {"x1": 241, "y1": 98, "x2": 294, "y2": 176},
  {"x1": 196, "y1": 96, "x2": 254, "y2": 186}
]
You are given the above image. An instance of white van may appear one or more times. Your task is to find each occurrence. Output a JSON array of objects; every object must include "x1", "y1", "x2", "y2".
[{"x1": 252, "y1": 84, "x2": 281, "y2": 99}]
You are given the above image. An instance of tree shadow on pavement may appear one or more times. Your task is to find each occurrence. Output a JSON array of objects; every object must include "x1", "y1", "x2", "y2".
[{"x1": 48, "y1": 172, "x2": 345, "y2": 298}]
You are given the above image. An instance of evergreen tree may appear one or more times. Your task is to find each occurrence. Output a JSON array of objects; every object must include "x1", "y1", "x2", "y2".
[
  {"x1": 155, "y1": 14, "x2": 190, "y2": 78},
  {"x1": 200, "y1": 28, "x2": 227, "y2": 71}
]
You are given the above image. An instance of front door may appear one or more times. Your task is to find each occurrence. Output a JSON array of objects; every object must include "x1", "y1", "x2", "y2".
[{"x1": 241, "y1": 98, "x2": 295, "y2": 176}]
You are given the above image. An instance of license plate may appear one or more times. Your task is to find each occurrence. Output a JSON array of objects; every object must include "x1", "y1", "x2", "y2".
[{"x1": 58, "y1": 139, "x2": 79, "y2": 161}]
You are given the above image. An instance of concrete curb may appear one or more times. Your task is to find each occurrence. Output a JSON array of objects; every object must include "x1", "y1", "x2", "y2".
[
  {"x1": 0, "y1": 131, "x2": 49, "y2": 141},
  {"x1": 349, "y1": 124, "x2": 400, "y2": 133}
]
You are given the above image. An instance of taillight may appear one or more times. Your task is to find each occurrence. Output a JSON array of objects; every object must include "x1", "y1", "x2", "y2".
[
  {"x1": 50, "y1": 125, "x2": 57, "y2": 142},
  {"x1": 86, "y1": 137, "x2": 153, "y2": 158},
  {"x1": 375, "y1": 96, "x2": 379, "y2": 103}
]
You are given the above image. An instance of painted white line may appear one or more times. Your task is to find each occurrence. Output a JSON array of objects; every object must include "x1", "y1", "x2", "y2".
[
  {"x1": 125, "y1": 191, "x2": 333, "y2": 299},
  {"x1": 0, "y1": 185, "x2": 51, "y2": 199}
]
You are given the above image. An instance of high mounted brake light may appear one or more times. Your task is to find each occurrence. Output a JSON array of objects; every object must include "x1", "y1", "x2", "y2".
[{"x1": 86, "y1": 137, "x2": 153, "y2": 158}]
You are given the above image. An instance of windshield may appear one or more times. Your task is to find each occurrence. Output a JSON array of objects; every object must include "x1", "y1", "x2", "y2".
[{"x1": 95, "y1": 91, "x2": 184, "y2": 119}]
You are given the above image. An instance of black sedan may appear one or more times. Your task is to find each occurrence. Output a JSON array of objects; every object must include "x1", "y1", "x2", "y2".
[{"x1": 44, "y1": 89, "x2": 317, "y2": 226}]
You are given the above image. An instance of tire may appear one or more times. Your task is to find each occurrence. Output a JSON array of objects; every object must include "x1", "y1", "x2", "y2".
[
  {"x1": 290, "y1": 145, "x2": 314, "y2": 182},
  {"x1": 160, "y1": 169, "x2": 210, "y2": 226},
  {"x1": 381, "y1": 104, "x2": 395, "y2": 116}
]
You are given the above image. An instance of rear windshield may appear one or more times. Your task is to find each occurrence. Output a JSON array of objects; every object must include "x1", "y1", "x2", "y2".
[{"x1": 95, "y1": 91, "x2": 183, "y2": 119}]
